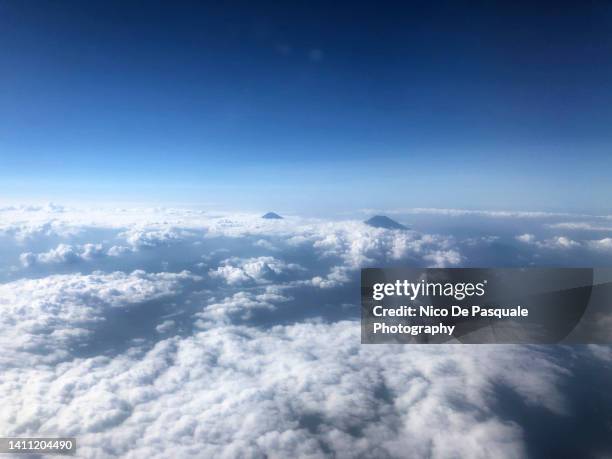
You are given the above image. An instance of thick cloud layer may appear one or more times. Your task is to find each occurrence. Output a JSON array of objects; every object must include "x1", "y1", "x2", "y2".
[
  {"x1": 0, "y1": 205, "x2": 611, "y2": 458},
  {"x1": 0, "y1": 270, "x2": 200, "y2": 366},
  {"x1": 1, "y1": 321, "x2": 570, "y2": 459}
]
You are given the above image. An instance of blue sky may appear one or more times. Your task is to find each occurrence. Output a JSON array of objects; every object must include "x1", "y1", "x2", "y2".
[{"x1": 1, "y1": 1, "x2": 612, "y2": 213}]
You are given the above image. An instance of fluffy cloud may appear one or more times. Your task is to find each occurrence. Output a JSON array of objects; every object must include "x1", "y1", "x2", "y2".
[
  {"x1": 254, "y1": 239, "x2": 278, "y2": 250},
  {"x1": 121, "y1": 227, "x2": 197, "y2": 249},
  {"x1": 307, "y1": 222, "x2": 458, "y2": 269},
  {"x1": 310, "y1": 266, "x2": 351, "y2": 289},
  {"x1": 199, "y1": 286, "x2": 291, "y2": 321},
  {"x1": 0, "y1": 320, "x2": 572, "y2": 459},
  {"x1": 0, "y1": 220, "x2": 81, "y2": 243},
  {"x1": 516, "y1": 234, "x2": 536, "y2": 244},
  {"x1": 589, "y1": 238, "x2": 612, "y2": 252},
  {"x1": 0, "y1": 270, "x2": 201, "y2": 365},
  {"x1": 1, "y1": 204, "x2": 611, "y2": 458},
  {"x1": 209, "y1": 256, "x2": 304, "y2": 285},
  {"x1": 423, "y1": 249, "x2": 462, "y2": 267},
  {"x1": 20, "y1": 243, "x2": 111, "y2": 267},
  {"x1": 515, "y1": 234, "x2": 580, "y2": 249},
  {"x1": 0, "y1": 208, "x2": 457, "y2": 268},
  {"x1": 303, "y1": 227, "x2": 460, "y2": 288}
]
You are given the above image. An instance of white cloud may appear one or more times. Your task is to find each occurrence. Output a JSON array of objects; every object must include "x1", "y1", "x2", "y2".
[
  {"x1": 108, "y1": 245, "x2": 132, "y2": 257},
  {"x1": 0, "y1": 321, "x2": 570, "y2": 458},
  {"x1": 515, "y1": 234, "x2": 580, "y2": 250},
  {"x1": 309, "y1": 222, "x2": 457, "y2": 270},
  {"x1": 589, "y1": 238, "x2": 612, "y2": 252},
  {"x1": 0, "y1": 205, "x2": 606, "y2": 458},
  {"x1": 0, "y1": 270, "x2": 201, "y2": 365},
  {"x1": 20, "y1": 243, "x2": 116, "y2": 267},
  {"x1": 2, "y1": 206, "x2": 463, "y2": 274},
  {"x1": 310, "y1": 266, "x2": 351, "y2": 289},
  {"x1": 1, "y1": 221, "x2": 81, "y2": 243},
  {"x1": 121, "y1": 227, "x2": 198, "y2": 249},
  {"x1": 0, "y1": 202, "x2": 66, "y2": 213},
  {"x1": 209, "y1": 256, "x2": 304, "y2": 285},
  {"x1": 367, "y1": 208, "x2": 591, "y2": 219},
  {"x1": 548, "y1": 222, "x2": 612, "y2": 231},
  {"x1": 587, "y1": 345, "x2": 612, "y2": 363},
  {"x1": 516, "y1": 234, "x2": 536, "y2": 244},
  {"x1": 254, "y1": 239, "x2": 277, "y2": 250},
  {"x1": 550, "y1": 236, "x2": 580, "y2": 249},
  {"x1": 156, "y1": 320, "x2": 176, "y2": 334},
  {"x1": 199, "y1": 286, "x2": 291, "y2": 321},
  {"x1": 423, "y1": 249, "x2": 462, "y2": 267}
]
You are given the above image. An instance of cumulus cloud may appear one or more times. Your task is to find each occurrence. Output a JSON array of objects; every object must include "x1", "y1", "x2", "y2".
[
  {"x1": 0, "y1": 270, "x2": 201, "y2": 365},
  {"x1": 0, "y1": 321, "x2": 571, "y2": 459},
  {"x1": 1, "y1": 221, "x2": 81, "y2": 243},
  {"x1": 551, "y1": 237, "x2": 580, "y2": 249},
  {"x1": 209, "y1": 256, "x2": 304, "y2": 285},
  {"x1": 199, "y1": 286, "x2": 291, "y2": 321},
  {"x1": 121, "y1": 227, "x2": 197, "y2": 249},
  {"x1": 20, "y1": 243, "x2": 110, "y2": 267},
  {"x1": 1, "y1": 204, "x2": 610, "y2": 458},
  {"x1": 254, "y1": 239, "x2": 278, "y2": 250},
  {"x1": 516, "y1": 234, "x2": 536, "y2": 244},
  {"x1": 310, "y1": 266, "x2": 351, "y2": 289},
  {"x1": 1, "y1": 206, "x2": 462, "y2": 274},
  {"x1": 107, "y1": 245, "x2": 132, "y2": 257},
  {"x1": 308, "y1": 222, "x2": 457, "y2": 269},
  {"x1": 301, "y1": 226, "x2": 460, "y2": 288},
  {"x1": 423, "y1": 249, "x2": 462, "y2": 267},
  {"x1": 589, "y1": 238, "x2": 612, "y2": 252},
  {"x1": 515, "y1": 234, "x2": 580, "y2": 250}
]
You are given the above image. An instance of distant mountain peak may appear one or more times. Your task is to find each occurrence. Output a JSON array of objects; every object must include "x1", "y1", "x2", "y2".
[
  {"x1": 364, "y1": 215, "x2": 407, "y2": 230},
  {"x1": 262, "y1": 212, "x2": 283, "y2": 219}
]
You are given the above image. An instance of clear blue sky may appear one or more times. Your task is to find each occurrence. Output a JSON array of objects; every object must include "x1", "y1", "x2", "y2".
[{"x1": 1, "y1": 1, "x2": 611, "y2": 213}]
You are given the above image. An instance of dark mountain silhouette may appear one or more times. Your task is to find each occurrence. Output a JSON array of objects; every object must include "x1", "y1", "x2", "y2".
[
  {"x1": 262, "y1": 212, "x2": 283, "y2": 219},
  {"x1": 364, "y1": 215, "x2": 408, "y2": 230}
]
